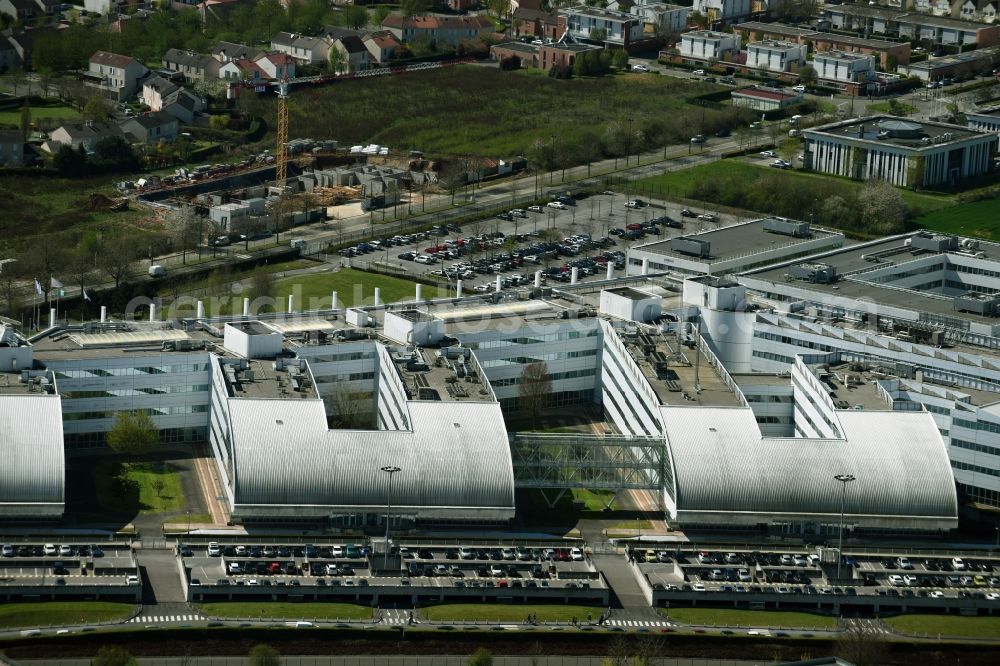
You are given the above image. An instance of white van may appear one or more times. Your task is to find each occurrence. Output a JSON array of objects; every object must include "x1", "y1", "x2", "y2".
[
  {"x1": 290, "y1": 239, "x2": 306, "y2": 249},
  {"x1": 148, "y1": 265, "x2": 166, "y2": 278}
]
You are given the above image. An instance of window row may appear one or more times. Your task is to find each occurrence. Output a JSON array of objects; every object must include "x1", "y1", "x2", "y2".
[
  {"x1": 53, "y1": 363, "x2": 210, "y2": 379},
  {"x1": 63, "y1": 404, "x2": 209, "y2": 421},
  {"x1": 479, "y1": 349, "x2": 598, "y2": 368},
  {"x1": 490, "y1": 368, "x2": 597, "y2": 388},
  {"x1": 62, "y1": 385, "x2": 211, "y2": 400}
]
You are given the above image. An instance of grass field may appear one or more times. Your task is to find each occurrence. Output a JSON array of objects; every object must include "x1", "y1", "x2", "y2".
[
  {"x1": 245, "y1": 65, "x2": 734, "y2": 158},
  {"x1": 915, "y1": 198, "x2": 1000, "y2": 240},
  {"x1": 271, "y1": 268, "x2": 445, "y2": 309},
  {"x1": 662, "y1": 608, "x2": 837, "y2": 630},
  {"x1": 0, "y1": 103, "x2": 80, "y2": 125},
  {"x1": 93, "y1": 461, "x2": 184, "y2": 515},
  {"x1": 199, "y1": 602, "x2": 371, "y2": 620},
  {"x1": 884, "y1": 613, "x2": 1000, "y2": 638},
  {"x1": 0, "y1": 602, "x2": 134, "y2": 629},
  {"x1": 420, "y1": 603, "x2": 602, "y2": 623},
  {"x1": 633, "y1": 160, "x2": 953, "y2": 214}
]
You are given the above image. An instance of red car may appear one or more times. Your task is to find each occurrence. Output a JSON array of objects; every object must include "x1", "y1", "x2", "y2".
[{"x1": 267, "y1": 562, "x2": 281, "y2": 574}]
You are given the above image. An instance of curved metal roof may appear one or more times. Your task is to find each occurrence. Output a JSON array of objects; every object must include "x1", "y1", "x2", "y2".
[
  {"x1": 661, "y1": 406, "x2": 957, "y2": 523},
  {"x1": 0, "y1": 395, "x2": 65, "y2": 508},
  {"x1": 227, "y1": 399, "x2": 515, "y2": 515}
]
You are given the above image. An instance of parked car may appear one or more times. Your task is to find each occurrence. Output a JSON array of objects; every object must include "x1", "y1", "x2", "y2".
[
  {"x1": 692, "y1": 69, "x2": 705, "y2": 76},
  {"x1": 690, "y1": 134, "x2": 706, "y2": 144},
  {"x1": 632, "y1": 64, "x2": 649, "y2": 72},
  {"x1": 792, "y1": 84, "x2": 807, "y2": 93},
  {"x1": 547, "y1": 201, "x2": 567, "y2": 210}
]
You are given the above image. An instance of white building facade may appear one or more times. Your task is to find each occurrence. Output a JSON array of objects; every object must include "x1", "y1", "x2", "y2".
[
  {"x1": 679, "y1": 30, "x2": 741, "y2": 60},
  {"x1": 812, "y1": 51, "x2": 876, "y2": 83},
  {"x1": 745, "y1": 40, "x2": 808, "y2": 73}
]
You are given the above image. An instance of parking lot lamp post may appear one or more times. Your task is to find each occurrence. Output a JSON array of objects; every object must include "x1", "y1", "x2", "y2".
[
  {"x1": 381, "y1": 465, "x2": 401, "y2": 570},
  {"x1": 834, "y1": 474, "x2": 856, "y2": 580}
]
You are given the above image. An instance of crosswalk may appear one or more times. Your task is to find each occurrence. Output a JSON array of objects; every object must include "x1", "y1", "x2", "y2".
[
  {"x1": 127, "y1": 614, "x2": 203, "y2": 624},
  {"x1": 378, "y1": 609, "x2": 412, "y2": 626},
  {"x1": 606, "y1": 619, "x2": 671, "y2": 627}
]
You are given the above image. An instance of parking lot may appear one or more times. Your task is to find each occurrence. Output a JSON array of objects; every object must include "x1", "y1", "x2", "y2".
[
  {"x1": 630, "y1": 546, "x2": 1000, "y2": 612},
  {"x1": 181, "y1": 540, "x2": 608, "y2": 605},
  {"x1": 339, "y1": 191, "x2": 742, "y2": 294},
  {"x1": 0, "y1": 541, "x2": 140, "y2": 601}
]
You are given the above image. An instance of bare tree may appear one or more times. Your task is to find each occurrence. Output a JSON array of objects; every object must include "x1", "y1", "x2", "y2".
[
  {"x1": 836, "y1": 618, "x2": 888, "y2": 666},
  {"x1": 518, "y1": 362, "x2": 551, "y2": 427},
  {"x1": 324, "y1": 386, "x2": 375, "y2": 430},
  {"x1": 99, "y1": 231, "x2": 142, "y2": 289}
]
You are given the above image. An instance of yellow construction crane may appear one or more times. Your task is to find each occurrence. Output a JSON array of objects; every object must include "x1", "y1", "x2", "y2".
[{"x1": 275, "y1": 79, "x2": 289, "y2": 187}]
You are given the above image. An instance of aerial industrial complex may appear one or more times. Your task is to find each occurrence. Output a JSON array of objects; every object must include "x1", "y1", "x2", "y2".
[{"x1": 13, "y1": 219, "x2": 1000, "y2": 541}]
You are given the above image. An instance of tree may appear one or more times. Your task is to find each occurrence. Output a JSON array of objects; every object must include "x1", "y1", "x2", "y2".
[
  {"x1": 83, "y1": 96, "x2": 111, "y2": 123},
  {"x1": 612, "y1": 49, "x2": 629, "y2": 70},
  {"x1": 324, "y1": 386, "x2": 374, "y2": 429},
  {"x1": 468, "y1": 648, "x2": 493, "y2": 666},
  {"x1": 92, "y1": 645, "x2": 139, "y2": 666},
  {"x1": 106, "y1": 411, "x2": 159, "y2": 457},
  {"x1": 518, "y1": 362, "x2": 551, "y2": 427},
  {"x1": 372, "y1": 5, "x2": 391, "y2": 26},
  {"x1": 151, "y1": 478, "x2": 166, "y2": 498},
  {"x1": 19, "y1": 100, "x2": 31, "y2": 141},
  {"x1": 836, "y1": 618, "x2": 888, "y2": 666},
  {"x1": 248, "y1": 644, "x2": 280, "y2": 666},
  {"x1": 344, "y1": 6, "x2": 368, "y2": 30},
  {"x1": 798, "y1": 64, "x2": 817, "y2": 86},
  {"x1": 487, "y1": 0, "x2": 511, "y2": 21},
  {"x1": 860, "y1": 179, "x2": 909, "y2": 235},
  {"x1": 400, "y1": 0, "x2": 429, "y2": 18},
  {"x1": 248, "y1": 267, "x2": 276, "y2": 311},
  {"x1": 589, "y1": 27, "x2": 607, "y2": 42},
  {"x1": 328, "y1": 44, "x2": 347, "y2": 74},
  {"x1": 99, "y1": 231, "x2": 142, "y2": 289}
]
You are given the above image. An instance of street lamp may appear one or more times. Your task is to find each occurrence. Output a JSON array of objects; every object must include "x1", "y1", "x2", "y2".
[
  {"x1": 381, "y1": 465, "x2": 401, "y2": 570},
  {"x1": 834, "y1": 474, "x2": 856, "y2": 580}
]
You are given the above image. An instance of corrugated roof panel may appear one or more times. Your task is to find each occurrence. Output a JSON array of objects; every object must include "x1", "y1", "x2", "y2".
[
  {"x1": 662, "y1": 406, "x2": 957, "y2": 521},
  {"x1": 0, "y1": 395, "x2": 64, "y2": 506},
  {"x1": 227, "y1": 399, "x2": 515, "y2": 513}
]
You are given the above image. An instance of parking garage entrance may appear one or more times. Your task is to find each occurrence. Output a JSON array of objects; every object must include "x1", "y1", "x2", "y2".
[{"x1": 509, "y1": 432, "x2": 667, "y2": 507}]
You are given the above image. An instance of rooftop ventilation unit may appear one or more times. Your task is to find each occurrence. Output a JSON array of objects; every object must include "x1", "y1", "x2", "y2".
[
  {"x1": 910, "y1": 231, "x2": 958, "y2": 253},
  {"x1": 670, "y1": 237, "x2": 711, "y2": 258},
  {"x1": 763, "y1": 217, "x2": 811, "y2": 238},
  {"x1": 789, "y1": 262, "x2": 838, "y2": 284},
  {"x1": 954, "y1": 292, "x2": 1000, "y2": 316}
]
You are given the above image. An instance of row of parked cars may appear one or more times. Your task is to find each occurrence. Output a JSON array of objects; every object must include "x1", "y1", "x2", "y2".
[
  {"x1": 205, "y1": 543, "x2": 368, "y2": 559},
  {"x1": 883, "y1": 556, "x2": 995, "y2": 572},
  {"x1": 2, "y1": 544, "x2": 104, "y2": 558}
]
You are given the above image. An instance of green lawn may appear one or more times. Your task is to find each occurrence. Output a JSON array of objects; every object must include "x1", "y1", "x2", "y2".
[
  {"x1": 0, "y1": 602, "x2": 134, "y2": 628},
  {"x1": 633, "y1": 160, "x2": 953, "y2": 214},
  {"x1": 0, "y1": 103, "x2": 80, "y2": 125},
  {"x1": 93, "y1": 461, "x2": 184, "y2": 515},
  {"x1": 420, "y1": 603, "x2": 602, "y2": 623},
  {"x1": 865, "y1": 101, "x2": 917, "y2": 115},
  {"x1": 199, "y1": 602, "x2": 372, "y2": 620},
  {"x1": 571, "y1": 488, "x2": 616, "y2": 511},
  {"x1": 916, "y1": 198, "x2": 1000, "y2": 241},
  {"x1": 884, "y1": 614, "x2": 1000, "y2": 638},
  {"x1": 662, "y1": 608, "x2": 837, "y2": 630},
  {"x1": 272, "y1": 268, "x2": 445, "y2": 309}
]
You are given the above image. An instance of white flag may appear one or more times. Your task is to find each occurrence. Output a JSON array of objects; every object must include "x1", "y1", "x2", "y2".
[
  {"x1": 34, "y1": 279, "x2": 43, "y2": 295},
  {"x1": 83, "y1": 287, "x2": 91, "y2": 302},
  {"x1": 50, "y1": 277, "x2": 64, "y2": 289}
]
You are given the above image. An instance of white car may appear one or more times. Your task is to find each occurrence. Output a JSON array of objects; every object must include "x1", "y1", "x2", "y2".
[
  {"x1": 793, "y1": 84, "x2": 807, "y2": 93},
  {"x1": 527, "y1": 205, "x2": 544, "y2": 213},
  {"x1": 547, "y1": 201, "x2": 567, "y2": 210},
  {"x1": 888, "y1": 574, "x2": 904, "y2": 586},
  {"x1": 1, "y1": 545, "x2": 13, "y2": 557},
  {"x1": 59, "y1": 545, "x2": 73, "y2": 556},
  {"x1": 459, "y1": 547, "x2": 475, "y2": 560},
  {"x1": 929, "y1": 590, "x2": 945, "y2": 598},
  {"x1": 43, "y1": 544, "x2": 57, "y2": 556},
  {"x1": 952, "y1": 557, "x2": 966, "y2": 570},
  {"x1": 570, "y1": 548, "x2": 584, "y2": 561},
  {"x1": 903, "y1": 574, "x2": 918, "y2": 586},
  {"x1": 126, "y1": 574, "x2": 140, "y2": 585},
  {"x1": 760, "y1": 150, "x2": 777, "y2": 158},
  {"x1": 738, "y1": 568, "x2": 752, "y2": 582},
  {"x1": 986, "y1": 592, "x2": 1000, "y2": 600},
  {"x1": 207, "y1": 542, "x2": 221, "y2": 556},
  {"x1": 692, "y1": 583, "x2": 706, "y2": 591},
  {"x1": 632, "y1": 64, "x2": 649, "y2": 72},
  {"x1": 897, "y1": 557, "x2": 913, "y2": 569},
  {"x1": 692, "y1": 69, "x2": 705, "y2": 76}
]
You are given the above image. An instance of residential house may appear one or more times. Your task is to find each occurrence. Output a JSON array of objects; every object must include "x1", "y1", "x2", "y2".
[
  {"x1": 218, "y1": 52, "x2": 295, "y2": 81},
  {"x1": 957, "y1": 0, "x2": 997, "y2": 22},
  {"x1": 679, "y1": 30, "x2": 742, "y2": 61},
  {"x1": 364, "y1": 31, "x2": 402, "y2": 64},
  {"x1": 812, "y1": 50, "x2": 877, "y2": 83},
  {"x1": 212, "y1": 41, "x2": 264, "y2": 65},
  {"x1": 0, "y1": 36, "x2": 19, "y2": 72},
  {"x1": 512, "y1": 0, "x2": 566, "y2": 41},
  {"x1": 0, "y1": 0, "x2": 38, "y2": 23},
  {"x1": 490, "y1": 41, "x2": 602, "y2": 70},
  {"x1": 86, "y1": 51, "x2": 150, "y2": 103},
  {"x1": 823, "y1": 5, "x2": 1000, "y2": 47},
  {"x1": 162, "y1": 48, "x2": 221, "y2": 82},
  {"x1": 627, "y1": 2, "x2": 690, "y2": 38},
  {"x1": 736, "y1": 21, "x2": 912, "y2": 69},
  {"x1": 745, "y1": 40, "x2": 808, "y2": 73},
  {"x1": 209, "y1": 197, "x2": 266, "y2": 232},
  {"x1": 329, "y1": 35, "x2": 370, "y2": 74},
  {"x1": 730, "y1": 85, "x2": 804, "y2": 111},
  {"x1": 0, "y1": 129, "x2": 23, "y2": 166},
  {"x1": 381, "y1": 14, "x2": 494, "y2": 48},
  {"x1": 120, "y1": 111, "x2": 179, "y2": 145},
  {"x1": 141, "y1": 75, "x2": 205, "y2": 124},
  {"x1": 46, "y1": 121, "x2": 123, "y2": 153},
  {"x1": 694, "y1": 0, "x2": 752, "y2": 24},
  {"x1": 270, "y1": 31, "x2": 332, "y2": 66},
  {"x1": 900, "y1": 43, "x2": 1000, "y2": 80},
  {"x1": 561, "y1": 6, "x2": 645, "y2": 47}
]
